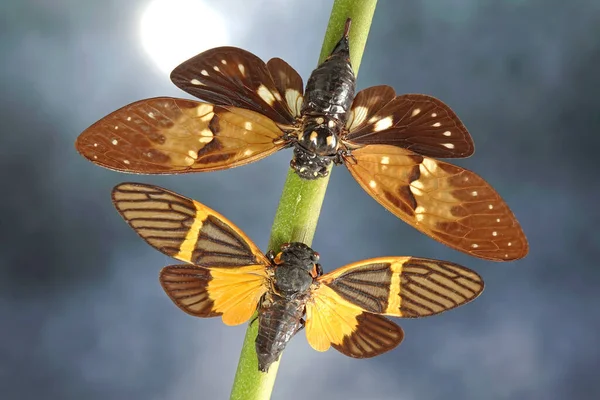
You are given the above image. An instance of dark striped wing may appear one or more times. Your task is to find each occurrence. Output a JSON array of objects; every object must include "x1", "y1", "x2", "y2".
[
  {"x1": 344, "y1": 145, "x2": 529, "y2": 261},
  {"x1": 76, "y1": 97, "x2": 287, "y2": 174},
  {"x1": 160, "y1": 264, "x2": 268, "y2": 326},
  {"x1": 170, "y1": 47, "x2": 304, "y2": 125},
  {"x1": 317, "y1": 256, "x2": 484, "y2": 318},
  {"x1": 343, "y1": 87, "x2": 474, "y2": 158},
  {"x1": 111, "y1": 182, "x2": 269, "y2": 267}
]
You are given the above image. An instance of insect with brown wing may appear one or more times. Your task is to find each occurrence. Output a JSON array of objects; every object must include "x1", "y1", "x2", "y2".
[{"x1": 77, "y1": 18, "x2": 528, "y2": 261}]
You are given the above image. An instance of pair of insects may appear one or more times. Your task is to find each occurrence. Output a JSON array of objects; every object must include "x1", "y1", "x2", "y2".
[{"x1": 76, "y1": 19, "x2": 526, "y2": 371}]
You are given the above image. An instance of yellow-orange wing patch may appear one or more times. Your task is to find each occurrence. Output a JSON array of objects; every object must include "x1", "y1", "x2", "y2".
[
  {"x1": 160, "y1": 264, "x2": 268, "y2": 326},
  {"x1": 75, "y1": 97, "x2": 287, "y2": 174},
  {"x1": 318, "y1": 257, "x2": 484, "y2": 318},
  {"x1": 112, "y1": 182, "x2": 269, "y2": 267},
  {"x1": 345, "y1": 145, "x2": 529, "y2": 261},
  {"x1": 305, "y1": 284, "x2": 404, "y2": 358}
]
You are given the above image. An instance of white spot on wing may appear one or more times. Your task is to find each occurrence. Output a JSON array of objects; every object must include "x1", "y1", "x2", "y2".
[
  {"x1": 147, "y1": 112, "x2": 155, "y2": 119},
  {"x1": 238, "y1": 64, "x2": 245, "y2": 76},
  {"x1": 369, "y1": 180, "x2": 377, "y2": 188},
  {"x1": 112, "y1": 139, "x2": 118, "y2": 145},
  {"x1": 381, "y1": 156, "x2": 390, "y2": 164},
  {"x1": 496, "y1": 218, "x2": 501, "y2": 223},
  {"x1": 123, "y1": 159, "x2": 130, "y2": 165},
  {"x1": 93, "y1": 143, "x2": 98, "y2": 147},
  {"x1": 213, "y1": 66, "x2": 220, "y2": 72},
  {"x1": 471, "y1": 191, "x2": 478, "y2": 197},
  {"x1": 374, "y1": 116, "x2": 393, "y2": 132},
  {"x1": 348, "y1": 106, "x2": 368, "y2": 129},
  {"x1": 489, "y1": 204, "x2": 494, "y2": 210},
  {"x1": 472, "y1": 244, "x2": 479, "y2": 249},
  {"x1": 411, "y1": 108, "x2": 421, "y2": 117},
  {"x1": 431, "y1": 113, "x2": 437, "y2": 117},
  {"x1": 244, "y1": 122, "x2": 253, "y2": 130},
  {"x1": 442, "y1": 143, "x2": 455, "y2": 149},
  {"x1": 200, "y1": 70, "x2": 209, "y2": 76},
  {"x1": 415, "y1": 206, "x2": 426, "y2": 221},
  {"x1": 257, "y1": 84, "x2": 276, "y2": 105},
  {"x1": 420, "y1": 158, "x2": 438, "y2": 175},
  {"x1": 190, "y1": 79, "x2": 203, "y2": 85},
  {"x1": 244, "y1": 149, "x2": 253, "y2": 156},
  {"x1": 188, "y1": 150, "x2": 198, "y2": 159},
  {"x1": 432, "y1": 122, "x2": 441, "y2": 127},
  {"x1": 492, "y1": 231, "x2": 498, "y2": 236},
  {"x1": 127, "y1": 117, "x2": 132, "y2": 121},
  {"x1": 221, "y1": 59, "x2": 227, "y2": 65},
  {"x1": 508, "y1": 242, "x2": 512, "y2": 246},
  {"x1": 285, "y1": 89, "x2": 302, "y2": 116},
  {"x1": 443, "y1": 131, "x2": 452, "y2": 137},
  {"x1": 114, "y1": 125, "x2": 119, "y2": 130}
]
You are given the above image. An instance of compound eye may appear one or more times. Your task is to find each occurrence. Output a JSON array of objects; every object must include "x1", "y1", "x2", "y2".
[{"x1": 311, "y1": 251, "x2": 320, "y2": 261}]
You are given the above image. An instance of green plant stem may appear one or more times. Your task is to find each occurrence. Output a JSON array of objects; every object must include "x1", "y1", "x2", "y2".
[{"x1": 229, "y1": 1, "x2": 377, "y2": 399}]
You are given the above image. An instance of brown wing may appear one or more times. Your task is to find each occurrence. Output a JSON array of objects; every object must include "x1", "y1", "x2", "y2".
[
  {"x1": 112, "y1": 182, "x2": 269, "y2": 267},
  {"x1": 170, "y1": 47, "x2": 303, "y2": 124},
  {"x1": 305, "y1": 289, "x2": 404, "y2": 358},
  {"x1": 344, "y1": 145, "x2": 528, "y2": 261},
  {"x1": 317, "y1": 257, "x2": 484, "y2": 318},
  {"x1": 160, "y1": 264, "x2": 268, "y2": 326},
  {"x1": 344, "y1": 92, "x2": 474, "y2": 158},
  {"x1": 75, "y1": 97, "x2": 288, "y2": 174}
]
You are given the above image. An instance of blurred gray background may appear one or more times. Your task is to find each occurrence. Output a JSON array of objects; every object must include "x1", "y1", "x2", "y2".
[{"x1": 2, "y1": 0, "x2": 599, "y2": 399}]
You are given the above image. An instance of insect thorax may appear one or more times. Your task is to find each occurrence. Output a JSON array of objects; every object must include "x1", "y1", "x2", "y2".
[{"x1": 272, "y1": 243, "x2": 320, "y2": 297}]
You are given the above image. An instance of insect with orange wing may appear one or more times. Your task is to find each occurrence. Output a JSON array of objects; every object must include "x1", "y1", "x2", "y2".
[
  {"x1": 77, "y1": 18, "x2": 528, "y2": 261},
  {"x1": 112, "y1": 182, "x2": 485, "y2": 372}
]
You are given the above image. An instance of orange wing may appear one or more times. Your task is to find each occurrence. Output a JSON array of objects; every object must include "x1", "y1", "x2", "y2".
[
  {"x1": 344, "y1": 145, "x2": 528, "y2": 260},
  {"x1": 160, "y1": 264, "x2": 268, "y2": 326},
  {"x1": 304, "y1": 256, "x2": 483, "y2": 356},
  {"x1": 305, "y1": 288, "x2": 404, "y2": 358},
  {"x1": 75, "y1": 97, "x2": 288, "y2": 174},
  {"x1": 317, "y1": 256, "x2": 484, "y2": 318},
  {"x1": 111, "y1": 182, "x2": 270, "y2": 267}
]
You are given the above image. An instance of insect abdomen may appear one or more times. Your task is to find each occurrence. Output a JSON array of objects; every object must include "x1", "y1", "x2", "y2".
[
  {"x1": 256, "y1": 296, "x2": 306, "y2": 372},
  {"x1": 301, "y1": 36, "x2": 356, "y2": 122}
]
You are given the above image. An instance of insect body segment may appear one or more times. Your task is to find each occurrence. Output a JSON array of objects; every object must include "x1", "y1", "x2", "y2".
[
  {"x1": 257, "y1": 243, "x2": 321, "y2": 371},
  {"x1": 293, "y1": 18, "x2": 355, "y2": 179},
  {"x1": 78, "y1": 18, "x2": 529, "y2": 261},
  {"x1": 112, "y1": 183, "x2": 485, "y2": 372}
]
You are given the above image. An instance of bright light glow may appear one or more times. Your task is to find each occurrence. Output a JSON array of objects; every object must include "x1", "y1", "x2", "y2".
[{"x1": 140, "y1": 0, "x2": 229, "y2": 74}]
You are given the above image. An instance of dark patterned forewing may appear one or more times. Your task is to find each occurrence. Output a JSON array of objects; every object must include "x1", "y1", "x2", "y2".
[
  {"x1": 344, "y1": 145, "x2": 529, "y2": 261},
  {"x1": 317, "y1": 257, "x2": 484, "y2": 318},
  {"x1": 112, "y1": 182, "x2": 269, "y2": 267},
  {"x1": 344, "y1": 93, "x2": 474, "y2": 158},
  {"x1": 345, "y1": 85, "x2": 396, "y2": 132},
  {"x1": 267, "y1": 57, "x2": 304, "y2": 118},
  {"x1": 75, "y1": 97, "x2": 287, "y2": 173},
  {"x1": 170, "y1": 47, "x2": 300, "y2": 125},
  {"x1": 160, "y1": 264, "x2": 268, "y2": 326}
]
